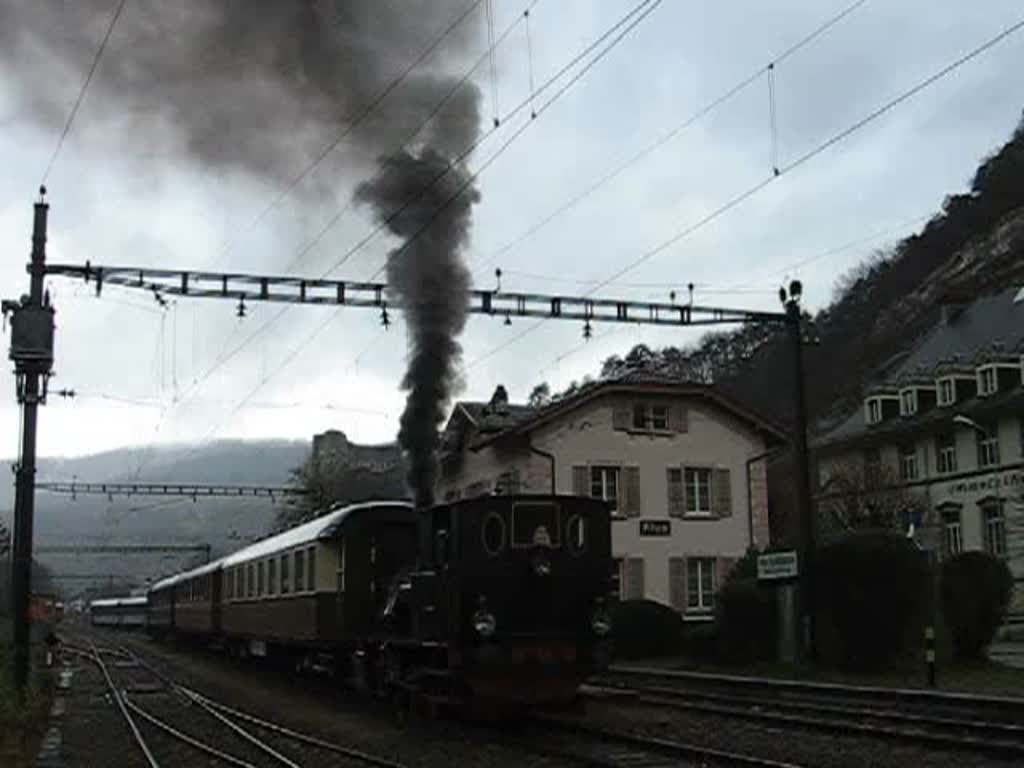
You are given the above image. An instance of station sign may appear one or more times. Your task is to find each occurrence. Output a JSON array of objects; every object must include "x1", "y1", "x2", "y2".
[
  {"x1": 639, "y1": 520, "x2": 671, "y2": 537},
  {"x1": 757, "y1": 550, "x2": 799, "y2": 582}
]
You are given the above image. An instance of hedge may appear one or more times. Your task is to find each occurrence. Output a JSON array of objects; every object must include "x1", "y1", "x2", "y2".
[
  {"x1": 811, "y1": 532, "x2": 929, "y2": 670},
  {"x1": 611, "y1": 599, "x2": 683, "y2": 659},
  {"x1": 940, "y1": 552, "x2": 1013, "y2": 659},
  {"x1": 715, "y1": 578, "x2": 777, "y2": 663}
]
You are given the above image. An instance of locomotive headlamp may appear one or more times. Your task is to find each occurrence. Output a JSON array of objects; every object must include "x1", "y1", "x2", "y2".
[
  {"x1": 591, "y1": 608, "x2": 612, "y2": 637},
  {"x1": 473, "y1": 607, "x2": 497, "y2": 637},
  {"x1": 532, "y1": 550, "x2": 552, "y2": 576}
]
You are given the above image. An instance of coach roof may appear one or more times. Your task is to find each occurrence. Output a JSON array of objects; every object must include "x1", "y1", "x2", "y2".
[{"x1": 219, "y1": 500, "x2": 413, "y2": 568}]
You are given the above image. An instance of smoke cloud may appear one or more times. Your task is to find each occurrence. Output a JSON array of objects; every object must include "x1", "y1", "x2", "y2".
[
  {"x1": 355, "y1": 149, "x2": 479, "y2": 507},
  {"x1": 2, "y1": 1, "x2": 486, "y2": 506},
  {"x1": 0, "y1": 0, "x2": 481, "y2": 185}
]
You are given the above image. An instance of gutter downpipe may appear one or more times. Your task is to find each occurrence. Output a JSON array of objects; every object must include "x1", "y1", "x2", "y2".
[
  {"x1": 746, "y1": 447, "x2": 786, "y2": 549},
  {"x1": 526, "y1": 439, "x2": 557, "y2": 495}
]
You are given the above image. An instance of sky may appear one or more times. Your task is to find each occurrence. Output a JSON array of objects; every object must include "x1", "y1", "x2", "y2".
[{"x1": 1, "y1": 0, "x2": 1023, "y2": 459}]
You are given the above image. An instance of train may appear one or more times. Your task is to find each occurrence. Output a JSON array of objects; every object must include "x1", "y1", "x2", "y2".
[
  {"x1": 141, "y1": 494, "x2": 613, "y2": 709},
  {"x1": 89, "y1": 596, "x2": 148, "y2": 628}
]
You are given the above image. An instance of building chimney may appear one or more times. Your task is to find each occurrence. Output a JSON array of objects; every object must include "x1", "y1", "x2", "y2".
[{"x1": 490, "y1": 385, "x2": 508, "y2": 407}]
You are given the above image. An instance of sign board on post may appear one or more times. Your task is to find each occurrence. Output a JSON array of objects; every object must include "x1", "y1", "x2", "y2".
[
  {"x1": 757, "y1": 550, "x2": 799, "y2": 582},
  {"x1": 638, "y1": 520, "x2": 671, "y2": 537}
]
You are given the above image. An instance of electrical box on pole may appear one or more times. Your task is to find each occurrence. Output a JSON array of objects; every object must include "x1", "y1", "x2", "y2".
[{"x1": 3, "y1": 188, "x2": 54, "y2": 696}]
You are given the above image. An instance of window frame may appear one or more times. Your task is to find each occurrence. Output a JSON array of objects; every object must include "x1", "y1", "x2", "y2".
[
  {"x1": 898, "y1": 445, "x2": 919, "y2": 481},
  {"x1": 977, "y1": 366, "x2": 998, "y2": 397},
  {"x1": 686, "y1": 558, "x2": 716, "y2": 612},
  {"x1": 937, "y1": 378, "x2": 955, "y2": 406},
  {"x1": 683, "y1": 467, "x2": 713, "y2": 517},
  {"x1": 590, "y1": 465, "x2": 620, "y2": 513},
  {"x1": 899, "y1": 389, "x2": 917, "y2": 416},
  {"x1": 936, "y1": 434, "x2": 957, "y2": 474},
  {"x1": 977, "y1": 430, "x2": 1000, "y2": 468},
  {"x1": 294, "y1": 549, "x2": 306, "y2": 593},
  {"x1": 632, "y1": 402, "x2": 670, "y2": 432},
  {"x1": 943, "y1": 508, "x2": 963, "y2": 556},
  {"x1": 866, "y1": 398, "x2": 882, "y2": 425},
  {"x1": 983, "y1": 502, "x2": 1007, "y2": 558},
  {"x1": 280, "y1": 553, "x2": 290, "y2": 595}
]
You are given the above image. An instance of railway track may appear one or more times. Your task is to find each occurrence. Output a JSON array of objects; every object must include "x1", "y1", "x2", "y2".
[
  {"x1": 521, "y1": 715, "x2": 805, "y2": 767},
  {"x1": 593, "y1": 666, "x2": 1024, "y2": 759},
  {"x1": 75, "y1": 637, "x2": 411, "y2": 768}
]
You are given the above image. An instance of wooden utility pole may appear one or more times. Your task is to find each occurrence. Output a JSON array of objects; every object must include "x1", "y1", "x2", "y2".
[{"x1": 3, "y1": 189, "x2": 55, "y2": 694}]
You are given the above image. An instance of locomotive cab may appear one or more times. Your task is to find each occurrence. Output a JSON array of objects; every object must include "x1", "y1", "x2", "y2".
[{"x1": 393, "y1": 494, "x2": 612, "y2": 707}]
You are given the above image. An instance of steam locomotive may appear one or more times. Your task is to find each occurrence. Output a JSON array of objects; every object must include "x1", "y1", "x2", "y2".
[{"x1": 147, "y1": 493, "x2": 613, "y2": 709}]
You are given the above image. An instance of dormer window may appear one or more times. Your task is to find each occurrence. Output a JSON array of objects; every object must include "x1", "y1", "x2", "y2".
[
  {"x1": 633, "y1": 402, "x2": 669, "y2": 431},
  {"x1": 899, "y1": 389, "x2": 917, "y2": 416},
  {"x1": 937, "y1": 378, "x2": 956, "y2": 406},
  {"x1": 978, "y1": 366, "x2": 998, "y2": 397},
  {"x1": 865, "y1": 398, "x2": 882, "y2": 425}
]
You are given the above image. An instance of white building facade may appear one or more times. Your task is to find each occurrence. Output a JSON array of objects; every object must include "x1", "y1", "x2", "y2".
[
  {"x1": 436, "y1": 378, "x2": 783, "y2": 620},
  {"x1": 814, "y1": 286, "x2": 1024, "y2": 619}
]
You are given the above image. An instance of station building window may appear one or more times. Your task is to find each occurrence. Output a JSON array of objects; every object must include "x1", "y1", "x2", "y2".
[
  {"x1": 977, "y1": 427, "x2": 1000, "y2": 468},
  {"x1": 686, "y1": 558, "x2": 716, "y2": 612},
  {"x1": 684, "y1": 468, "x2": 712, "y2": 516},
  {"x1": 899, "y1": 445, "x2": 919, "y2": 481},
  {"x1": 935, "y1": 434, "x2": 957, "y2": 474},
  {"x1": 983, "y1": 502, "x2": 1007, "y2": 558},
  {"x1": 590, "y1": 466, "x2": 620, "y2": 512},
  {"x1": 943, "y1": 508, "x2": 963, "y2": 556}
]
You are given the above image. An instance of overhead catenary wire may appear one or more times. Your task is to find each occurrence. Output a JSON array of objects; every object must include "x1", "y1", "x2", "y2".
[
  {"x1": 40, "y1": 0, "x2": 129, "y2": 185},
  {"x1": 473, "y1": 0, "x2": 870, "y2": 276},
  {"x1": 364, "y1": 0, "x2": 664, "y2": 282},
  {"x1": 219, "y1": 0, "x2": 486, "y2": 261},
  {"x1": 161, "y1": 0, "x2": 660, "y2": 441},
  {"x1": 285, "y1": 0, "x2": 542, "y2": 277},
  {"x1": 465, "y1": 13, "x2": 1024, "y2": 370}
]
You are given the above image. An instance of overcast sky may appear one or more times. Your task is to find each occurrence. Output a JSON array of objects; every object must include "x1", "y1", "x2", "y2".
[{"x1": 1, "y1": 0, "x2": 1023, "y2": 459}]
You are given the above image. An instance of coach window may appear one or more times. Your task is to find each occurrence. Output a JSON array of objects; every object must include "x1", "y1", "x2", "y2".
[
  {"x1": 307, "y1": 547, "x2": 316, "y2": 593},
  {"x1": 295, "y1": 550, "x2": 306, "y2": 592},
  {"x1": 258, "y1": 561, "x2": 265, "y2": 597},
  {"x1": 336, "y1": 539, "x2": 346, "y2": 593},
  {"x1": 281, "y1": 554, "x2": 290, "y2": 594},
  {"x1": 248, "y1": 564, "x2": 255, "y2": 598},
  {"x1": 268, "y1": 558, "x2": 277, "y2": 595}
]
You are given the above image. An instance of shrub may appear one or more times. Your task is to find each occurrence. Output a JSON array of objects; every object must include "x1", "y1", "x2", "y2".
[
  {"x1": 611, "y1": 599, "x2": 683, "y2": 660},
  {"x1": 811, "y1": 532, "x2": 929, "y2": 671},
  {"x1": 940, "y1": 552, "x2": 1013, "y2": 659},
  {"x1": 715, "y1": 578, "x2": 777, "y2": 663}
]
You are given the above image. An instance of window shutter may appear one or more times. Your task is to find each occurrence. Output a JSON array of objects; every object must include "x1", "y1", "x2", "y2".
[
  {"x1": 713, "y1": 468, "x2": 732, "y2": 518},
  {"x1": 612, "y1": 401, "x2": 631, "y2": 431},
  {"x1": 623, "y1": 466, "x2": 642, "y2": 517},
  {"x1": 573, "y1": 465, "x2": 588, "y2": 496},
  {"x1": 671, "y1": 403, "x2": 688, "y2": 433},
  {"x1": 667, "y1": 468, "x2": 684, "y2": 518},
  {"x1": 625, "y1": 558, "x2": 645, "y2": 600},
  {"x1": 669, "y1": 556, "x2": 685, "y2": 612}
]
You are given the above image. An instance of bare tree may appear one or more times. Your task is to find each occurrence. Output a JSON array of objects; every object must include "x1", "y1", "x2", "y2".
[{"x1": 817, "y1": 458, "x2": 930, "y2": 542}]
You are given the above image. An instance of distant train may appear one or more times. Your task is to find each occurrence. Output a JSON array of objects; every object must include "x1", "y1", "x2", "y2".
[
  {"x1": 90, "y1": 596, "x2": 148, "y2": 628},
  {"x1": 142, "y1": 495, "x2": 613, "y2": 709}
]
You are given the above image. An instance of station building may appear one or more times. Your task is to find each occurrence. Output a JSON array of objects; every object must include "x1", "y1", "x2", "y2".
[
  {"x1": 813, "y1": 285, "x2": 1024, "y2": 620},
  {"x1": 436, "y1": 373, "x2": 784, "y2": 620}
]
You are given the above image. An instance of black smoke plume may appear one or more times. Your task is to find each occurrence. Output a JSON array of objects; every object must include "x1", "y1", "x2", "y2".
[
  {"x1": 1, "y1": 0, "x2": 481, "y2": 185},
  {"x1": 4, "y1": 1, "x2": 486, "y2": 505},
  {"x1": 355, "y1": 149, "x2": 479, "y2": 507}
]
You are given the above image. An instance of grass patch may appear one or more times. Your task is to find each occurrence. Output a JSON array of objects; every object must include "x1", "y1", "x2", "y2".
[{"x1": 0, "y1": 641, "x2": 56, "y2": 758}]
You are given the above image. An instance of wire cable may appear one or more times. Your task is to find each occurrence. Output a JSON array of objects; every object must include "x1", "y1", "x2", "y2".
[
  {"x1": 41, "y1": 0, "x2": 129, "y2": 185},
  {"x1": 465, "y1": 13, "x2": 1024, "y2": 368},
  {"x1": 473, "y1": 0, "x2": 869, "y2": 276},
  {"x1": 220, "y1": 0, "x2": 485, "y2": 259},
  {"x1": 364, "y1": 0, "x2": 663, "y2": 282}
]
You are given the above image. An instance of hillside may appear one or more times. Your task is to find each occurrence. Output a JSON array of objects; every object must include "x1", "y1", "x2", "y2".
[
  {"x1": 0, "y1": 436, "x2": 405, "y2": 599},
  {"x1": 590, "y1": 109, "x2": 1024, "y2": 436}
]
